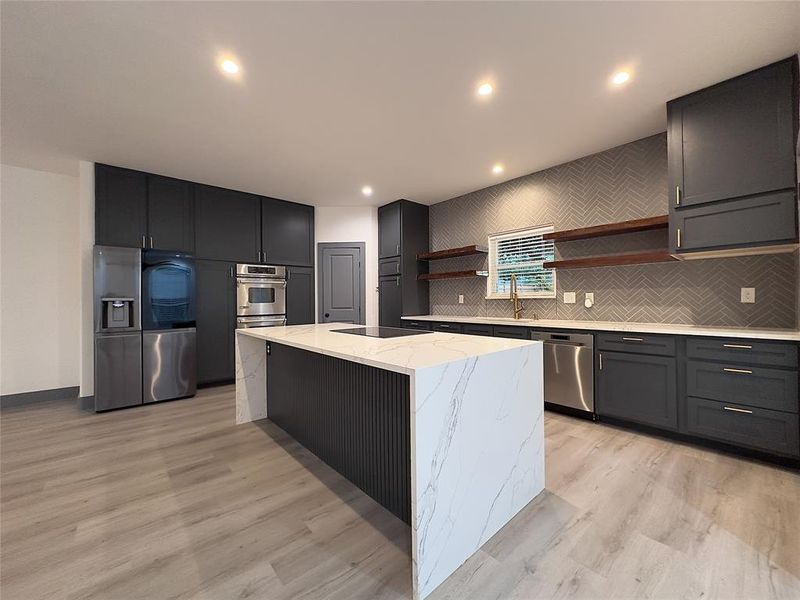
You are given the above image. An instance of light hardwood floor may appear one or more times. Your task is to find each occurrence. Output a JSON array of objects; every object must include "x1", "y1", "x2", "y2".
[{"x1": 1, "y1": 385, "x2": 798, "y2": 599}]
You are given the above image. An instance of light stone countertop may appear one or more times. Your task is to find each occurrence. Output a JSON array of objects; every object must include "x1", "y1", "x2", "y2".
[
  {"x1": 401, "y1": 315, "x2": 800, "y2": 342},
  {"x1": 236, "y1": 323, "x2": 538, "y2": 375}
]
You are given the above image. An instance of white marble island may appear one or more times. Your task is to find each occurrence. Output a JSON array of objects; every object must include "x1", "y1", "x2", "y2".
[{"x1": 235, "y1": 323, "x2": 545, "y2": 599}]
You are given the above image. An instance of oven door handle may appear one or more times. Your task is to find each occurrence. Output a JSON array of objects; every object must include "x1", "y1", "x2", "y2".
[{"x1": 237, "y1": 278, "x2": 287, "y2": 286}]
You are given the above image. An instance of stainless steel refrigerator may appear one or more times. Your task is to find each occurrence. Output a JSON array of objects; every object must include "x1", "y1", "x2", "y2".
[
  {"x1": 94, "y1": 246, "x2": 197, "y2": 411},
  {"x1": 94, "y1": 246, "x2": 143, "y2": 410}
]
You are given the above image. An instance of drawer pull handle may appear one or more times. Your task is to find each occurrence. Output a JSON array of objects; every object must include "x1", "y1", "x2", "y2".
[
  {"x1": 622, "y1": 337, "x2": 644, "y2": 342},
  {"x1": 723, "y1": 367, "x2": 753, "y2": 374},
  {"x1": 723, "y1": 406, "x2": 753, "y2": 414},
  {"x1": 723, "y1": 343, "x2": 752, "y2": 349}
]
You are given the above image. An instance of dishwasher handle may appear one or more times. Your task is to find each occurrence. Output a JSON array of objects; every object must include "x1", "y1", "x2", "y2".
[{"x1": 543, "y1": 339, "x2": 586, "y2": 347}]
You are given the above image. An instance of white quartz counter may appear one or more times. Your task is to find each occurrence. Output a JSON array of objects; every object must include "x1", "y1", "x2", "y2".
[
  {"x1": 402, "y1": 315, "x2": 800, "y2": 342},
  {"x1": 236, "y1": 322, "x2": 538, "y2": 375}
]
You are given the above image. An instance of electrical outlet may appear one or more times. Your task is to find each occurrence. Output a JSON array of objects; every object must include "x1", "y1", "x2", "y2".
[
  {"x1": 585, "y1": 292, "x2": 595, "y2": 308},
  {"x1": 741, "y1": 287, "x2": 756, "y2": 303},
  {"x1": 458, "y1": 294, "x2": 464, "y2": 304},
  {"x1": 563, "y1": 292, "x2": 576, "y2": 304}
]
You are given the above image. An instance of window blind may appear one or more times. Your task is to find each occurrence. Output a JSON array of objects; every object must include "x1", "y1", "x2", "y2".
[{"x1": 487, "y1": 226, "x2": 556, "y2": 299}]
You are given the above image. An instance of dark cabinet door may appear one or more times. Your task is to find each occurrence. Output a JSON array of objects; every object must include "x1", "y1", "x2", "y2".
[
  {"x1": 670, "y1": 190, "x2": 798, "y2": 253},
  {"x1": 286, "y1": 266, "x2": 315, "y2": 325},
  {"x1": 597, "y1": 351, "x2": 678, "y2": 430},
  {"x1": 378, "y1": 202, "x2": 402, "y2": 259},
  {"x1": 196, "y1": 260, "x2": 236, "y2": 384},
  {"x1": 262, "y1": 198, "x2": 314, "y2": 266},
  {"x1": 147, "y1": 175, "x2": 194, "y2": 252},
  {"x1": 195, "y1": 185, "x2": 261, "y2": 263},
  {"x1": 379, "y1": 276, "x2": 402, "y2": 327},
  {"x1": 668, "y1": 58, "x2": 796, "y2": 208},
  {"x1": 95, "y1": 164, "x2": 147, "y2": 248}
]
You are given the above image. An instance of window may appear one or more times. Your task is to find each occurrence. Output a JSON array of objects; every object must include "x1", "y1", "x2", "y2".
[{"x1": 487, "y1": 225, "x2": 556, "y2": 299}]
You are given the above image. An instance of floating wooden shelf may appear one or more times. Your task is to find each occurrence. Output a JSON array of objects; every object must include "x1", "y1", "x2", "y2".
[
  {"x1": 417, "y1": 245, "x2": 488, "y2": 261},
  {"x1": 543, "y1": 215, "x2": 669, "y2": 242},
  {"x1": 418, "y1": 270, "x2": 489, "y2": 281},
  {"x1": 543, "y1": 250, "x2": 678, "y2": 270}
]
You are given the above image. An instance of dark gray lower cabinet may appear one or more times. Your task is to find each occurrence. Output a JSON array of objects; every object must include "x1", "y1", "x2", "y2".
[
  {"x1": 196, "y1": 260, "x2": 236, "y2": 385},
  {"x1": 432, "y1": 322, "x2": 462, "y2": 333},
  {"x1": 379, "y1": 276, "x2": 402, "y2": 328},
  {"x1": 493, "y1": 325, "x2": 529, "y2": 339},
  {"x1": 403, "y1": 320, "x2": 432, "y2": 331},
  {"x1": 462, "y1": 324, "x2": 493, "y2": 336},
  {"x1": 687, "y1": 360, "x2": 798, "y2": 413},
  {"x1": 686, "y1": 397, "x2": 799, "y2": 457},
  {"x1": 597, "y1": 351, "x2": 678, "y2": 430},
  {"x1": 286, "y1": 266, "x2": 314, "y2": 325}
]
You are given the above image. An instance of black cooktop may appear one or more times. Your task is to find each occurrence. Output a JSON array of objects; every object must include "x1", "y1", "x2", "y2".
[{"x1": 331, "y1": 326, "x2": 433, "y2": 339}]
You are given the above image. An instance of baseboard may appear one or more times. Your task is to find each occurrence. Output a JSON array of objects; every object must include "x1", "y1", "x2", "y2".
[
  {"x1": 78, "y1": 395, "x2": 95, "y2": 411},
  {"x1": 0, "y1": 386, "x2": 79, "y2": 409}
]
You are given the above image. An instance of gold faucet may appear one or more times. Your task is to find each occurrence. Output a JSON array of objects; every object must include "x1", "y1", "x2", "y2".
[{"x1": 510, "y1": 274, "x2": 524, "y2": 319}]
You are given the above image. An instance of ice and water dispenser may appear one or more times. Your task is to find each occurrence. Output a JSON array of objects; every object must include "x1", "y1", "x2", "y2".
[{"x1": 100, "y1": 297, "x2": 135, "y2": 330}]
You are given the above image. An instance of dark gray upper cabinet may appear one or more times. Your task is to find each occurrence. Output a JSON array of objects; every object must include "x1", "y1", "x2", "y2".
[
  {"x1": 379, "y1": 276, "x2": 403, "y2": 328},
  {"x1": 668, "y1": 57, "x2": 799, "y2": 255},
  {"x1": 597, "y1": 350, "x2": 678, "y2": 431},
  {"x1": 378, "y1": 202, "x2": 402, "y2": 259},
  {"x1": 147, "y1": 175, "x2": 194, "y2": 252},
  {"x1": 195, "y1": 185, "x2": 261, "y2": 263},
  {"x1": 378, "y1": 200, "x2": 429, "y2": 326},
  {"x1": 95, "y1": 164, "x2": 148, "y2": 248},
  {"x1": 668, "y1": 57, "x2": 797, "y2": 208},
  {"x1": 286, "y1": 266, "x2": 315, "y2": 325},
  {"x1": 196, "y1": 260, "x2": 236, "y2": 385},
  {"x1": 262, "y1": 198, "x2": 314, "y2": 266},
  {"x1": 670, "y1": 190, "x2": 797, "y2": 253}
]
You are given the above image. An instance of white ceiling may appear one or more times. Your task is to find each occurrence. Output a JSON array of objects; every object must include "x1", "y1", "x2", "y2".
[{"x1": 2, "y1": 2, "x2": 798, "y2": 207}]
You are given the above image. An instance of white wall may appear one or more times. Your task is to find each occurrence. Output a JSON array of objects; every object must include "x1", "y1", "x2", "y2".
[
  {"x1": 1, "y1": 164, "x2": 81, "y2": 395},
  {"x1": 314, "y1": 206, "x2": 379, "y2": 326},
  {"x1": 78, "y1": 161, "x2": 95, "y2": 398}
]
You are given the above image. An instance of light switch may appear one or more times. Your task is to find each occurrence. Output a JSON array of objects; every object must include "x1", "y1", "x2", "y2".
[
  {"x1": 458, "y1": 294, "x2": 464, "y2": 304},
  {"x1": 563, "y1": 292, "x2": 576, "y2": 304},
  {"x1": 741, "y1": 287, "x2": 756, "y2": 303}
]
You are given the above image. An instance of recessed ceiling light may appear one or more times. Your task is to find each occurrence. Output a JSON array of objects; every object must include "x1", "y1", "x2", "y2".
[
  {"x1": 492, "y1": 163, "x2": 504, "y2": 175},
  {"x1": 477, "y1": 83, "x2": 494, "y2": 96},
  {"x1": 611, "y1": 70, "x2": 631, "y2": 85},
  {"x1": 220, "y1": 59, "x2": 240, "y2": 74},
  {"x1": 361, "y1": 186, "x2": 373, "y2": 197}
]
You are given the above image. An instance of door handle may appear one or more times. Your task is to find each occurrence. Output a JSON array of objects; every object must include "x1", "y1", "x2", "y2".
[
  {"x1": 675, "y1": 185, "x2": 681, "y2": 206},
  {"x1": 149, "y1": 236, "x2": 154, "y2": 248},
  {"x1": 141, "y1": 234, "x2": 146, "y2": 248},
  {"x1": 324, "y1": 312, "x2": 330, "y2": 318},
  {"x1": 599, "y1": 352, "x2": 603, "y2": 370}
]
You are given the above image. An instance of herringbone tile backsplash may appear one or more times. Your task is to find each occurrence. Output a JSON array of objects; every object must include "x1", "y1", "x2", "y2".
[{"x1": 428, "y1": 134, "x2": 798, "y2": 329}]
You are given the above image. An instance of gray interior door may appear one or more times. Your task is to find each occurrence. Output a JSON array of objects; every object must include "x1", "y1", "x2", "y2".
[{"x1": 319, "y1": 245, "x2": 363, "y2": 324}]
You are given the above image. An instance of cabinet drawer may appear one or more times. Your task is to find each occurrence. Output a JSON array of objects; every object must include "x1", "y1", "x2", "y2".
[
  {"x1": 432, "y1": 322, "x2": 462, "y2": 334},
  {"x1": 687, "y1": 361, "x2": 798, "y2": 413},
  {"x1": 686, "y1": 397, "x2": 799, "y2": 457},
  {"x1": 379, "y1": 258, "x2": 401, "y2": 277},
  {"x1": 402, "y1": 320, "x2": 431, "y2": 331},
  {"x1": 493, "y1": 325, "x2": 529, "y2": 339},
  {"x1": 462, "y1": 324, "x2": 493, "y2": 337},
  {"x1": 596, "y1": 333, "x2": 676, "y2": 356},
  {"x1": 686, "y1": 337, "x2": 798, "y2": 368},
  {"x1": 670, "y1": 190, "x2": 798, "y2": 253}
]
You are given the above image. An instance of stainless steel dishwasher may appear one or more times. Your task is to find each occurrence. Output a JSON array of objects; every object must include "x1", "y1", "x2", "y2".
[{"x1": 530, "y1": 331, "x2": 594, "y2": 414}]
